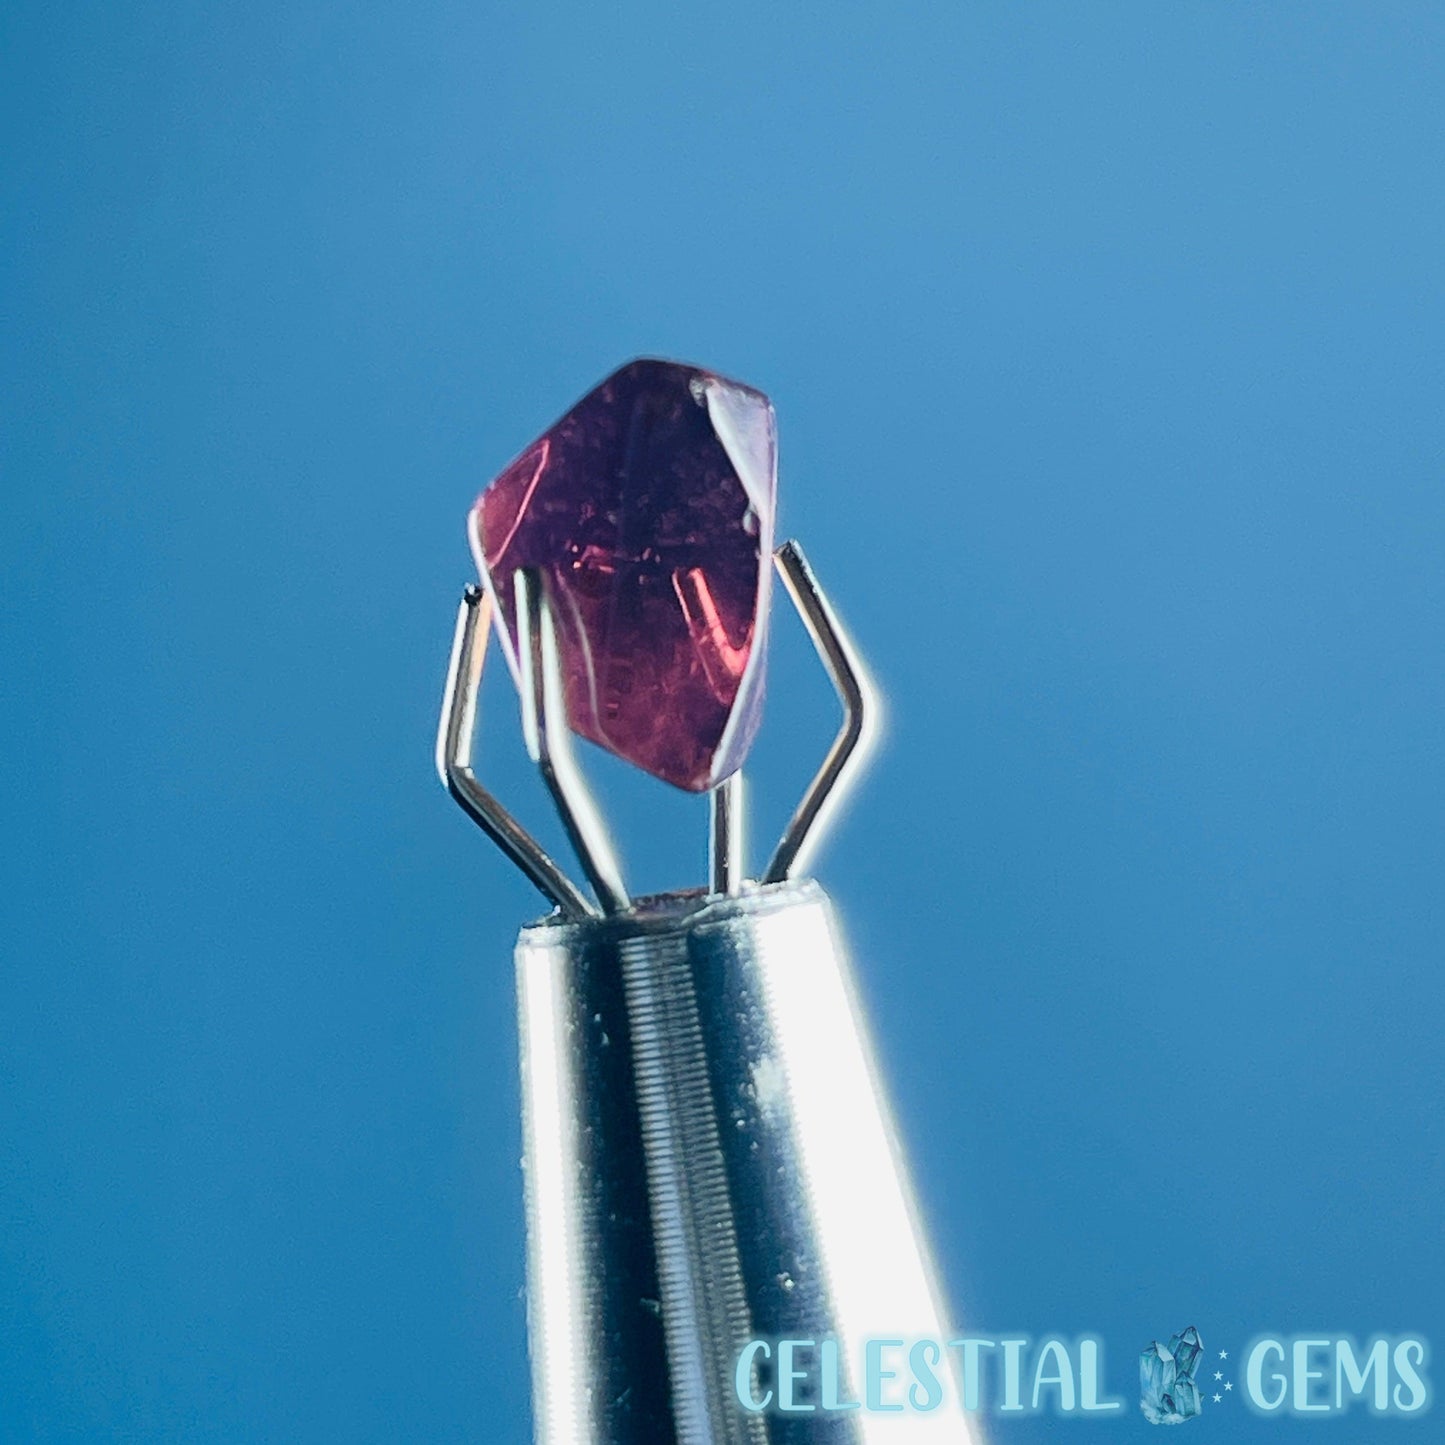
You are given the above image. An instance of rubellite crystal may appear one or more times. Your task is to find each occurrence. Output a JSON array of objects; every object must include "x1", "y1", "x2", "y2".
[{"x1": 470, "y1": 359, "x2": 777, "y2": 792}]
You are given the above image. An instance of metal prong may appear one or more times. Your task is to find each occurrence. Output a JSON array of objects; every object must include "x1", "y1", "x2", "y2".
[
  {"x1": 709, "y1": 771, "x2": 746, "y2": 896},
  {"x1": 760, "y1": 541, "x2": 881, "y2": 884},
  {"x1": 436, "y1": 586, "x2": 597, "y2": 917},
  {"x1": 515, "y1": 568, "x2": 631, "y2": 916}
]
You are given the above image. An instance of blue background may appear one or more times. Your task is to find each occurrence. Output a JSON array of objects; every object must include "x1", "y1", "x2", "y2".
[{"x1": 3, "y1": 3, "x2": 1441, "y2": 1440}]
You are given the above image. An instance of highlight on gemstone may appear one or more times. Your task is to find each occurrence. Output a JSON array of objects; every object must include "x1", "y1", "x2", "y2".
[{"x1": 470, "y1": 358, "x2": 777, "y2": 792}]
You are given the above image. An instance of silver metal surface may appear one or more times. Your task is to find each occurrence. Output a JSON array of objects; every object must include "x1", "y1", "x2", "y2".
[
  {"x1": 709, "y1": 772, "x2": 746, "y2": 897},
  {"x1": 516, "y1": 880, "x2": 977, "y2": 1444},
  {"x1": 436, "y1": 585, "x2": 595, "y2": 917},
  {"x1": 516, "y1": 568, "x2": 632, "y2": 916},
  {"x1": 761, "y1": 543, "x2": 881, "y2": 885}
]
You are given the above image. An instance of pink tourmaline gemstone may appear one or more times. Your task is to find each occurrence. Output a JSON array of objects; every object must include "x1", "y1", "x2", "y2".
[{"x1": 470, "y1": 359, "x2": 777, "y2": 793}]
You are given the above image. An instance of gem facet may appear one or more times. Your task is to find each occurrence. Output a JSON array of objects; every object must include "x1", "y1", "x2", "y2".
[
  {"x1": 1139, "y1": 1327, "x2": 1205, "y2": 1425},
  {"x1": 470, "y1": 359, "x2": 777, "y2": 792}
]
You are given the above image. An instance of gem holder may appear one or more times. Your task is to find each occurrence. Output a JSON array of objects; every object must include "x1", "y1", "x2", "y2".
[
  {"x1": 437, "y1": 540, "x2": 876, "y2": 917},
  {"x1": 436, "y1": 366, "x2": 977, "y2": 1444}
]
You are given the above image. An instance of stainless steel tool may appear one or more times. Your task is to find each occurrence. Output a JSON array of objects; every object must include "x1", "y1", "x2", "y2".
[{"x1": 439, "y1": 542, "x2": 978, "y2": 1443}]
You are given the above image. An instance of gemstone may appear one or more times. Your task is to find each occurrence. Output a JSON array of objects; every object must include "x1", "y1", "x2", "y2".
[
  {"x1": 1140, "y1": 1327, "x2": 1205, "y2": 1425},
  {"x1": 470, "y1": 358, "x2": 777, "y2": 792}
]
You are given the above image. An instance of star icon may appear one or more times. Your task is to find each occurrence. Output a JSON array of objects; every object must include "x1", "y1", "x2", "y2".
[
  {"x1": 1213, "y1": 1371, "x2": 1223, "y2": 1380},
  {"x1": 1213, "y1": 1393, "x2": 1222, "y2": 1403},
  {"x1": 1225, "y1": 1382, "x2": 1233, "y2": 1392},
  {"x1": 1219, "y1": 1350, "x2": 1229, "y2": 1360}
]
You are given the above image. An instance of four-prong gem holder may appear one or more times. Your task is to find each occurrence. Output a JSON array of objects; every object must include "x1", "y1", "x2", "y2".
[{"x1": 436, "y1": 359, "x2": 976, "y2": 1444}]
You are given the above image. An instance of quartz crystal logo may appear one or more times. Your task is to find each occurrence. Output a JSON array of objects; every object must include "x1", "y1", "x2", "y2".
[{"x1": 1141, "y1": 1326, "x2": 1205, "y2": 1424}]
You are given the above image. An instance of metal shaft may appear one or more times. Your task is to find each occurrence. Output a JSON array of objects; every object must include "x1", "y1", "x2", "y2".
[{"x1": 515, "y1": 880, "x2": 978, "y2": 1444}]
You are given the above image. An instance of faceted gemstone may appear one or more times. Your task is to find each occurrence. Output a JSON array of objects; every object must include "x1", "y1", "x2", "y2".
[
  {"x1": 1139, "y1": 1327, "x2": 1205, "y2": 1425},
  {"x1": 470, "y1": 358, "x2": 776, "y2": 792}
]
